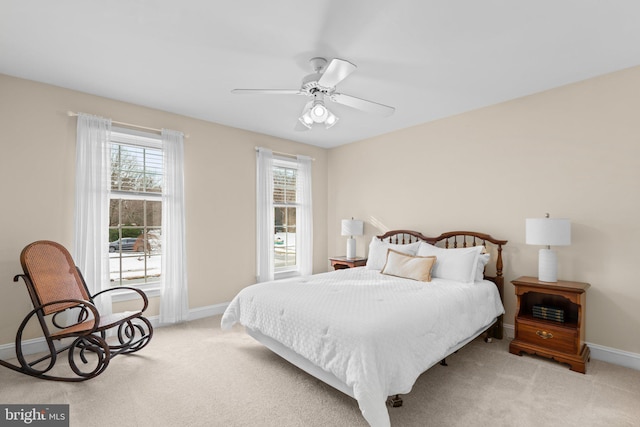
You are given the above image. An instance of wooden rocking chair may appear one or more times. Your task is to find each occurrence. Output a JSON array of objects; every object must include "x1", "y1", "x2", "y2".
[{"x1": 0, "y1": 240, "x2": 153, "y2": 381}]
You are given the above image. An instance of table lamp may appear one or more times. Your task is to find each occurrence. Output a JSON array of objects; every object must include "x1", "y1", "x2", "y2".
[
  {"x1": 526, "y1": 213, "x2": 571, "y2": 282},
  {"x1": 341, "y1": 218, "x2": 364, "y2": 259}
]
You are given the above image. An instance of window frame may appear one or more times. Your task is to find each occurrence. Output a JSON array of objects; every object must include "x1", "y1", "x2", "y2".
[
  {"x1": 108, "y1": 127, "x2": 163, "y2": 301},
  {"x1": 272, "y1": 157, "x2": 300, "y2": 279}
]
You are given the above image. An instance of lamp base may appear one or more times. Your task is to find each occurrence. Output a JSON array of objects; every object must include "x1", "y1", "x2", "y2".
[
  {"x1": 346, "y1": 238, "x2": 356, "y2": 259},
  {"x1": 538, "y1": 248, "x2": 558, "y2": 282}
]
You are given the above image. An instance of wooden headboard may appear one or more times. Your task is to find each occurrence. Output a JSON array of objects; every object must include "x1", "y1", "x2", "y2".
[{"x1": 376, "y1": 229, "x2": 508, "y2": 339}]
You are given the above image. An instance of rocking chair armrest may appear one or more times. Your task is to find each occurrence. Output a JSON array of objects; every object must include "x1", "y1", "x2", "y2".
[
  {"x1": 92, "y1": 286, "x2": 149, "y2": 313},
  {"x1": 21, "y1": 299, "x2": 102, "y2": 335}
]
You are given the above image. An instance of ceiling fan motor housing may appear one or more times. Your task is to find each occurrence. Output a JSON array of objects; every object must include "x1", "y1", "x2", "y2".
[{"x1": 301, "y1": 73, "x2": 334, "y2": 96}]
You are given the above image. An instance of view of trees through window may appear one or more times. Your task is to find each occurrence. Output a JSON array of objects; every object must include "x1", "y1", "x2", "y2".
[
  {"x1": 109, "y1": 140, "x2": 162, "y2": 286},
  {"x1": 273, "y1": 164, "x2": 297, "y2": 270}
]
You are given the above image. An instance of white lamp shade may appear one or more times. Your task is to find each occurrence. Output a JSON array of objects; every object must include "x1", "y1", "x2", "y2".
[
  {"x1": 341, "y1": 219, "x2": 364, "y2": 237},
  {"x1": 526, "y1": 218, "x2": 571, "y2": 246}
]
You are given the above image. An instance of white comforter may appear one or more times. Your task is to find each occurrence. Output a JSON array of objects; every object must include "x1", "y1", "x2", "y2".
[{"x1": 221, "y1": 267, "x2": 504, "y2": 427}]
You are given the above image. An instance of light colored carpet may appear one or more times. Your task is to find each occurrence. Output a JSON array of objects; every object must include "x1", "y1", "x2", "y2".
[{"x1": 1, "y1": 315, "x2": 639, "y2": 426}]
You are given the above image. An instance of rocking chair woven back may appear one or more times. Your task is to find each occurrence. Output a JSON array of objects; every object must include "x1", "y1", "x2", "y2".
[{"x1": 20, "y1": 241, "x2": 91, "y2": 315}]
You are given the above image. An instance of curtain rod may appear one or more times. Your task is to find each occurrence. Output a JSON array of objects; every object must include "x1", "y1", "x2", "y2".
[
  {"x1": 255, "y1": 146, "x2": 315, "y2": 161},
  {"x1": 67, "y1": 111, "x2": 189, "y2": 138}
]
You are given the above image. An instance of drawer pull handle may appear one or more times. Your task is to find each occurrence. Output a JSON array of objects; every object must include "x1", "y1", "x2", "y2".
[{"x1": 536, "y1": 330, "x2": 553, "y2": 339}]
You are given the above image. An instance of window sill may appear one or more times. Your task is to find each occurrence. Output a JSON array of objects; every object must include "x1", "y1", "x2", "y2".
[
  {"x1": 274, "y1": 269, "x2": 300, "y2": 280},
  {"x1": 110, "y1": 283, "x2": 160, "y2": 303}
]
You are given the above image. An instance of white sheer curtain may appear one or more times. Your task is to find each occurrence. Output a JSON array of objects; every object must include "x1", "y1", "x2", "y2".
[
  {"x1": 256, "y1": 148, "x2": 274, "y2": 282},
  {"x1": 296, "y1": 155, "x2": 313, "y2": 276},
  {"x1": 73, "y1": 113, "x2": 112, "y2": 315},
  {"x1": 160, "y1": 129, "x2": 189, "y2": 324}
]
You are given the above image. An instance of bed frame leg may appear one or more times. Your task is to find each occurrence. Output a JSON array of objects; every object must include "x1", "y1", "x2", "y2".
[
  {"x1": 484, "y1": 330, "x2": 494, "y2": 343},
  {"x1": 386, "y1": 394, "x2": 403, "y2": 408},
  {"x1": 440, "y1": 358, "x2": 448, "y2": 366}
]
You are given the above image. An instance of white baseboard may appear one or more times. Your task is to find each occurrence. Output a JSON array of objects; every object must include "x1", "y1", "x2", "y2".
[
  {"x1": 503, "y1": 323, "x2": 515, "y2": 339},
  {"x1": 0, "y1": 336, "x2": 49, "y2": 362},
  {"x1": 186, "y1": 302, "x2": 228, "y2": 321},
  {"x1": 586, "y1": 342, "x2": 640, "y2": 371},
  {"x1": 503, "y1": 322, "x2": 640, "y2": 371},
  {"x1": 0, "y1": 302, "x2": 230, "y2": 361}
]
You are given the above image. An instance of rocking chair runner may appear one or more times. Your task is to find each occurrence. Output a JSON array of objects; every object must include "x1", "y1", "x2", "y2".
[{"x1": 0, "y1": 240, "x2": 153, "y2": 381}]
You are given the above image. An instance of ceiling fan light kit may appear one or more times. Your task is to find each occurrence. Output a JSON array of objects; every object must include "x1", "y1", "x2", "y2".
[
  {"x1": 232, "y1": 57, "x2": 395, "y2": 131},
  {"x1": 324, "y1": 112, "x2": 338, "y2": 128},
  {"x1": 311, "y1": 102, "x2": 328, "y2": 122},
  {"x1": 299, "y1": 114, "x2": 313, "y2": 128},
  {"x1": 298, "y1": 97, "x2": 338, "y2": 129}
]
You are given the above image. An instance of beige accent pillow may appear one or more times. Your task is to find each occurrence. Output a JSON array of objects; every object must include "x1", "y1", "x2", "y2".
[{"x1": 380, "y1": 249, "x2": 436, "y2": 282}]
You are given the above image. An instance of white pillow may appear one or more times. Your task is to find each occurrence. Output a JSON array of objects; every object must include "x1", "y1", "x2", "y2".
[
  {"x1": 416, "y1": 242, "x2": 483, "y2": 283},
  {"x1": 475, "y1": 253, "x2": 491, "y2": 282},
  {"x1": 381, "y1": 249, "x2": 436, "y2": 282},
  {"x1": 365, "y1": 237, "x2": 420, "y2": 270}
]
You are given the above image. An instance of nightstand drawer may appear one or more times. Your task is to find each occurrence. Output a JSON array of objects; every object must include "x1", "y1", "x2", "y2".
[{"x1": 516, "y1": 321, "x2": 577, "y2": 354}]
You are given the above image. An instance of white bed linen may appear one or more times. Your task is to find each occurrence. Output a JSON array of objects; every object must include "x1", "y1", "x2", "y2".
[{"x1": 221, "y1": 267, "x2": 504, "y2": 427}]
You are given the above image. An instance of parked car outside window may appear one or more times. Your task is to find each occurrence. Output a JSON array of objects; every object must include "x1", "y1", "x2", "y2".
[{"x1": 109, "y1": 237, "x2": 137, "y2": 252}]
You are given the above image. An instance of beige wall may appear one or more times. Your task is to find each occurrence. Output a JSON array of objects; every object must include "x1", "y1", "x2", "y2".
[
  {"x1": 0, "y1": 74, "x2": 328, "y2": 345},
  {"x1": 327, "y1": 66, "x2": 640, "y2": 354},
  {"x1": 3, "y1": 65, "x2": 640, "y2": 356}
]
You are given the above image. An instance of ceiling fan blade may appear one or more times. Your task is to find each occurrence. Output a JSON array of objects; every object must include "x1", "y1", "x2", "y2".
[
  {"x1": 231, "y1": 89, "x2": 303, "y2": 95},
  {"x1": 317, "y1": 58, "x2": 356, "y2": 88},
  {"x1": 331, "y1": 93, "x2": 395, "y2": 117}
]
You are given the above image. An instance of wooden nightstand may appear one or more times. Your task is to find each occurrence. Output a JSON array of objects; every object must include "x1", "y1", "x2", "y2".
[
  {"x1": 329, "y1": 256, "x2": 367, "y2": 270},
  {"x1": 509, "y1": 276, "x2": 590, "y2": 373}
]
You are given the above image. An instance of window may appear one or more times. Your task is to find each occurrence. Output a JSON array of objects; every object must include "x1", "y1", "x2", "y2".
[
  {"x1": 109, "y1": 130, "x2": 163, "y2": 287},
  {"x1": 273, "y1": 160, "x2": 297, "y2": 271},
  {"x1": 256, "y1": 148, "x2": 312, "y2": 282}
]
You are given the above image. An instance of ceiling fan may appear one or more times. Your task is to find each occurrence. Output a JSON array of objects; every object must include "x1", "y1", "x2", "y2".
[{"x1": 232, "y1": 57, "x2": 395, "y2": 130}]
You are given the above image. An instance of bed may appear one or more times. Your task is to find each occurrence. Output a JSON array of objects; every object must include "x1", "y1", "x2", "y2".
[{"x1": 221, "y1": 230, "x2": 507, "y2": 427}]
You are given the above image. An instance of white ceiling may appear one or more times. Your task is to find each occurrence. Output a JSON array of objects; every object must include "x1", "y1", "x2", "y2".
[{"x1": 2, "y1": 1, "x2": 640, "y2": 148}]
